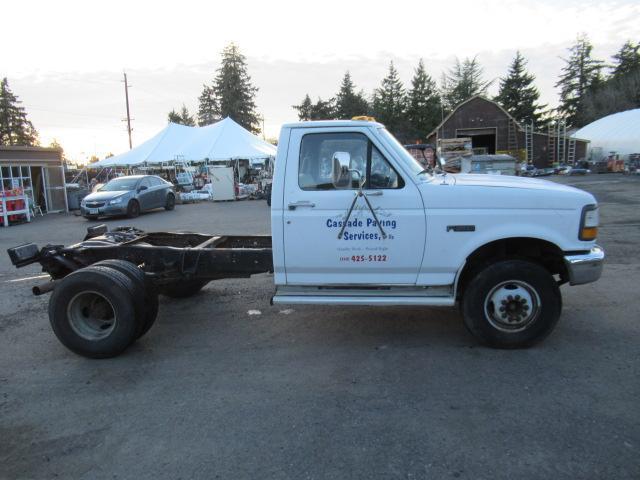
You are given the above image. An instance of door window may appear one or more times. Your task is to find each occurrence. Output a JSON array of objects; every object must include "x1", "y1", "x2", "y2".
[
  {"x1": 298, "y1": 132, "x2": 404, "y2": 191},
  {"x1": 149, "y1": 177, "x2": 164, "y2": 186}
]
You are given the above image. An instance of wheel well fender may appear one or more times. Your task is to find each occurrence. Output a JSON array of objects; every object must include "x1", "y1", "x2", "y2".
[{"x1": 455, "y1": 237, "x2": 567, "y2": 299}]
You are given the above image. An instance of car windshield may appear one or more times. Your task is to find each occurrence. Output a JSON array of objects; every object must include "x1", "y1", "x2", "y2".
[{"x1": 99, "y1": 178, "x2": 139, "y2": 192}]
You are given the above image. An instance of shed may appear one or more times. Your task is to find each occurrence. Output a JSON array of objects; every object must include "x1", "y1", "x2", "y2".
[
  {"x1": 0, "y1": 146, "x2": 67, "y2": 213},
  {"x1": 426, "y1": 96, "x2": 590, "y2": 168}
]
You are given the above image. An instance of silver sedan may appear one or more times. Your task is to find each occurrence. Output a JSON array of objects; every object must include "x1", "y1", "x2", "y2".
[{"x1": 80, "y1": 175, "x2": 176, "y2": 220}]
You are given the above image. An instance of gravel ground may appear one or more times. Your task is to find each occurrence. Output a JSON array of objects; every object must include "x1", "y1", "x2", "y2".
[{"x1": 0, "y1": 175, "x2": 638, "y2": 480}]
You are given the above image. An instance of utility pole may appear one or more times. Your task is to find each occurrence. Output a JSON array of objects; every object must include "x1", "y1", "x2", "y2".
[{"x1": 122, "y1": 72, "x2": 133, "y2": 149}]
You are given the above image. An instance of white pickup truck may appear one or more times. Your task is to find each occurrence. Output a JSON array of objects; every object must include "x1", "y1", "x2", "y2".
[{"x1": 9, "y1": 119, "x2": 604, "y2": 358}]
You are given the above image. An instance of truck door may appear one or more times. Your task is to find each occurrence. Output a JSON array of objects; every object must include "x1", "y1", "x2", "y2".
[{"x1": 282, "y1": 128, "x2": 426, "y2": 285}]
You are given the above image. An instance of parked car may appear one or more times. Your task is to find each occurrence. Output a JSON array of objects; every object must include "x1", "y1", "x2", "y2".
[{"x1": 80, "y1": 175, "x2": 175, "y2": 220}]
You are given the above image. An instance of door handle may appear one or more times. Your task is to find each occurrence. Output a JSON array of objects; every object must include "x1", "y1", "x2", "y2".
[
  {"x1": 288, "y1": 201, "x2": 316, "y2": 210},
  {"x1": 366, "y1": 191, "x2": 383, "y2": 196}
]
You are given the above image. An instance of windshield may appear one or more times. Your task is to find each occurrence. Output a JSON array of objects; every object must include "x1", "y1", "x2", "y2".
[
  {"x1": 99, "y1": 177, "x2": 139, "y2": 192},
  {"x1": 377, "y1": 128, "x2": 425, "y2": 176}
]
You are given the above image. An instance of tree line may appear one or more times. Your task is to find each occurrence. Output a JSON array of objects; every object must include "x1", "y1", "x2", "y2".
[
  {"x1": 1, "y1": 36, "x2": 638, "y2": 150},
  {"x1": 293, "y1": 34, "x2": 639, "y2": 141}
]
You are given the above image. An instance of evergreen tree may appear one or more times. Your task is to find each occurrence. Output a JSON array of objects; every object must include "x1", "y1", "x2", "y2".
[
  {"x1": 581, "y1": 40, "x2": 640, "y2": 123},
  {"x1": 555, "y1": 34, "x2": 605, "y2": 127},
  {"x1": 309, "y1": 97, "x2": 335, "y2": 120},
  {"x1": 495, "y1": 51, "x2": 545, "y2": 125},
  {"x1": 0, "y1": 78, "x2": 39, "y2": 146},
  {"x1": 440, "y1": 57, "x2": 492, "y2": 112},
  {"x1": 293, "y1": 94, "x2": 314, "y2": 120},
  {"x1": 198, "y1": 43, "x2": 260, "y2": 133},
  {"x1": 372, "y1": 61, "x2": 407, "y2": 138},
  {"x1": 334, "y1": 72, "x2": 369, "y2": 119},
  {"x1": 168, "y1": 104, "x2": 196, "y2": 126},
  {"x1": 197, "y1": 85, "x2": 219, "y2": 126},
  {"x1": 293, "y1": 95, "x2": 335, "y2": 120},
  {"x1": 168, "y1": 109, "x2": 181, "y2": 124},
  {"x1": 405, "y1": 59, "x2": 441, "y2": 141},
  {"x1": 611, "y1": 41, "x2": 640, "y2": 78}
]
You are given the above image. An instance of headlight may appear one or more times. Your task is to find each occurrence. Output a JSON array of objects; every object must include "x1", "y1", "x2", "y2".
[
  {"x1": 579, "y1": 205, "x2": 599, "y2": 240},
  {"x1": 109, "y1": 197, "x2": 124, "y2": 205}
]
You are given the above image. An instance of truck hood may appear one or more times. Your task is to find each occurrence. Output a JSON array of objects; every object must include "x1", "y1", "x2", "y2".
[
  {"x1": 422, "y1": 173, "x2": 595, "y2": 210},
  {"x1": 451, "y1": 173, "x2": 579, "y2": 193}
]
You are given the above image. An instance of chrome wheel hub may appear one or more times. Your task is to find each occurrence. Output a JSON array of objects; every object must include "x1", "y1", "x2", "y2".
[{"x1": 484, "y1": 280, "x2": 541, "y2": 332}]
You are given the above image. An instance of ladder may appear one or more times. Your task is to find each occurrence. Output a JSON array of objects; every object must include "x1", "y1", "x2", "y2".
[
  {"x1": 507, "y1": 119, "x2": 518, "y2": 153},
  {"x1": 557, "y1": 120, "x2": 566, "y2": 164},
  {"x1": 547, "y1": 123, "x2": 556, "y2": 165},
  {"x1": 567, "y1": 138, "x2": 576, "y2": 164},
  {"x1": 525, "y1": 121, "x2": 534, "y2": 164}
]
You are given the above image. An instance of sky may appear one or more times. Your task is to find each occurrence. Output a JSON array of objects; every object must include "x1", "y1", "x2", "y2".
[{"x1": 3, "y1": 0, "x2": 639, "y2": 163}]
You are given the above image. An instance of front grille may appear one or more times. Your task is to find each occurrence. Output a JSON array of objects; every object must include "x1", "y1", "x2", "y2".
[{"x1": 85, "y1": 202, "x2": 105, "y2": 208}]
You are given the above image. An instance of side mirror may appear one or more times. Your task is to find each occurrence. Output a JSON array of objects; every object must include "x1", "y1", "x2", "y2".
[
  {"x1": 331, "y1": 151, "x2": 352, "y2": 188},
  {"x1": 138, "y1": 185, "x2": 148, "y2": 192}
]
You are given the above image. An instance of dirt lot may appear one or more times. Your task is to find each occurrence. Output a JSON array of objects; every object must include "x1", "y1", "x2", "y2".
[{"x1": 1, "y1": 175, "x2": 639, "y2": 479}]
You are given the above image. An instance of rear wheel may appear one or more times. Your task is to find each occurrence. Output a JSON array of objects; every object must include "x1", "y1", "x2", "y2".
[
  {"x1": 126, "y1": 200, "x2": 140, "y2": 218},
  {"x1": 48, "y1": 266, "x2": 139, "y2": 358},
  {"x1": 160, "y1": 279, "x2": 209, "y2": 299},
  {"x1": 164, "y1": 193, "x2": 175, "y2": 211},
  {"x1": 461, "y1": 259, "x2": 562, "y2": 348},
  {"x1": 93, "y1": 260, "x2": 159, "y2": 338}
]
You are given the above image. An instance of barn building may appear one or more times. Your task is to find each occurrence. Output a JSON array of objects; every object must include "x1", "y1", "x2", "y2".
[{"x1": 426, "y1": 96, "x2": 589, "y2": 168}]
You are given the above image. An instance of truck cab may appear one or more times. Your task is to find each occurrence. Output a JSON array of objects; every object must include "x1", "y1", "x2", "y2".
[{"x1": 271, "y1": 120, "x2": 604, "y2": 347}]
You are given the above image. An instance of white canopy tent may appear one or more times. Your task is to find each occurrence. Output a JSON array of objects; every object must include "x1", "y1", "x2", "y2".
[
  {"x1": 574, "y1": 109, "x2": 640, "y2": 157},
  {"x1": 91, "y1": 117, "x2": 277, "y2": 168}
]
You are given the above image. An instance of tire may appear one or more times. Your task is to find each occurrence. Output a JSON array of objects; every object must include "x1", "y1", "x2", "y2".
[
  {"x1": 461, "y1": 259, "x2": 562, "y2": 349},
  {"x1": 160, "y1": 279, "x2": 209, "y2": 299},
  {"x1": 48, "y1": 266, "x2": 139, "y2": 358},
  {"x1": 164, "y1": 193, "x2": 175, "y2": 211},
  {"x1": 93, "y1": 260, "x2": 159, "y2": 339},
  {"x1": 126, "y1": 200, "x2": 140, "y2": 218}
]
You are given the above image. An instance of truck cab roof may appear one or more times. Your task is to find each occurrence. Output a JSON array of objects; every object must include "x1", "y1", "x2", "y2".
[{"x1": 282, "y1": 120, "x2": 384, "y2": 129}]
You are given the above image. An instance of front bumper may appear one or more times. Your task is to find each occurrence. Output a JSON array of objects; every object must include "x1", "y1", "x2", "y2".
[
  {"x1": 563, "y1": 245, "x2": 605, "y2": 285},
  {"x1": 80, "y1": 204, "x2": 127, "y2": 217}
]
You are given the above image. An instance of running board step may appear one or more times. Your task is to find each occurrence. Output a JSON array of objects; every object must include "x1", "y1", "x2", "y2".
[{"x1": 271, "y1": 295, "x2": 455, "y2": 307}]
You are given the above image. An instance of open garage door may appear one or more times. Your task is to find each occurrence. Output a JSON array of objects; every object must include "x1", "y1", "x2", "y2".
[{"x1": 457, "y1": 128, "x2": 497, "y2": 154}]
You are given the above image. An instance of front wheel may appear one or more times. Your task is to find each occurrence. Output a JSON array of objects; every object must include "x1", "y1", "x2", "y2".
[
  {"x1": 126, "y1": 200, "x2": 140, "y2": 218},
  {"x1": 461, "y1": 259, "x2": 562, "y2": 349},
  {"x1": 164, "y1": 193, "x2": 175, "y2": 211}
]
